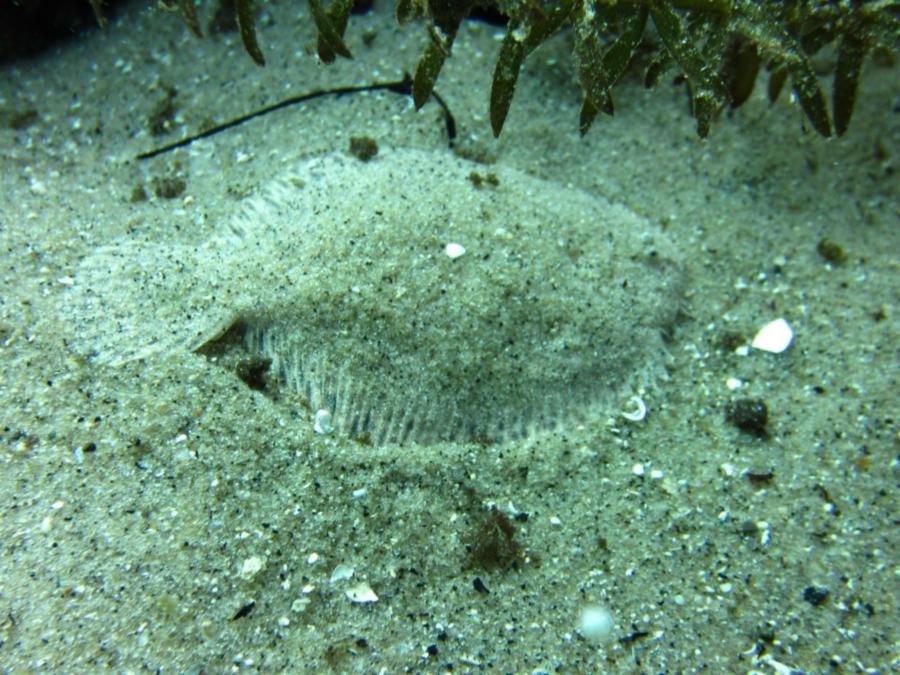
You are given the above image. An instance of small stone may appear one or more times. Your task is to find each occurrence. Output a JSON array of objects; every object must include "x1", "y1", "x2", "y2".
[
  {"x1": 130, "y1": 185, "x2": 149, "y2": 202},
  {"x1": 726, "y1": 377, "x2": 743, "y2": 390},
  {"x1": 349, "y1": 136, "x2": 379, "y2": 162},
  {"x1": 816, "y1": 238, "x2": 847, "y2": 265},
  {"x1": 444, "y1": 242, "x2": 466, "y2": 259},
  {"x1": 232, "y1": 601, "x2": 256, "y2": 620},
  {"x1": 803, "y1": 585, "x2": 830, "y2": 606}
]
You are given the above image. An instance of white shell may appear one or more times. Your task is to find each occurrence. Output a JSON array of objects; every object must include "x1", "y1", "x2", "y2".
[{"x1": 751, "y1": 318, "x2": 794, "y2": 354}]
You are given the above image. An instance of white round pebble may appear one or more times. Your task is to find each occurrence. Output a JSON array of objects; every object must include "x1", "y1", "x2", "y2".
[
  {"x1": 444, "y1": 242, "x2": 466, "y2": 259},
  {"x1": 751, "y1": 318, "x2": 794, "y2": 353},
  {"x1": 726, "y1": 377, "x2": 743, "y2": 390},
  {"x1": 579, "y1": 605, "x2": 614, "y2": 642}
]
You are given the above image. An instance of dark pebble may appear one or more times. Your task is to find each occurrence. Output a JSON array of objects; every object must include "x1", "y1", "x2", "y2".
[
  {"x1": 726, "y1": 398, "x2": 769, "y2": 436},
  {"x1": 803, "y1": 585, "x2": 829, "y2": 606}
]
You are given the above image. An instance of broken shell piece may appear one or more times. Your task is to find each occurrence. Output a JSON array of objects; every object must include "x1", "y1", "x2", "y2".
[
  {"x1": 751, "y1": 318, "x2": 793, "y2": 354},
  {"x1": 240, "y1": 555, "x2": 266, "y2": 580},
  {"x1": 345, "y1": 582, "x2": 378, "y2": 604},
  {"x1": 330, "y1": 563, "x2": 354, "y2": 583}
]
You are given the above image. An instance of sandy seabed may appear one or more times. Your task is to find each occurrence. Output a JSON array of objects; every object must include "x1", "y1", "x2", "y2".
[{"x1": 0, "y1": 1, "x2": 896, "y2": 671}]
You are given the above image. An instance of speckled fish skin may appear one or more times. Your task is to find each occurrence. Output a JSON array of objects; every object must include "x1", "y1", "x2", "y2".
[{"x1": 64, "y1": 147, "x2": 685, "y2": 445}]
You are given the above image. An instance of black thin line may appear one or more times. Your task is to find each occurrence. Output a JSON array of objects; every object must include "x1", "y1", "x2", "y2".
[
  {"x1": 429, "y1": 89, "x2": 457, "y2": 145},
  {"x1": 136, "y1": 74, "x2": 456, "y2": 160}
]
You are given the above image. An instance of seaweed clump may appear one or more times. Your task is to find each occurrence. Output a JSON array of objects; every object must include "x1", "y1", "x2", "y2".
[
  {"x1": 465, "y1": 506, "x2": 524, "y2": 570},
  {"x1": 407, "y1": 0, "x2": 899, "y2": 138},
  {"x1": 109, "y1": 1, "x2": 899, "y2": 138}
]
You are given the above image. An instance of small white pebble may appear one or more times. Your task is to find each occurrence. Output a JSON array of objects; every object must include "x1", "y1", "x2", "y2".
[
  {"x1": 650, "y1": 469, "x2": 664, "y2": 480},
  {"x1": 307, "y1": 552, "x2": 319, "y2": 565},
  {"x1": 751, "y1": 318, "x2": 793, "y2": 353},
  {"x1": 549, "y1": 516, "x2": 562, "y2": 526},
  {"x1": 277, "y1": 616, "x2": 290, "y2": 627},
  {"x1": 313, "y1": 409, "x2": 333, "y2": 434},
  {"x1": 579, "y1": 605, "x2": 614, "y2": 642},
  {"x1": 444, "y1": 242, "x2": 466, "y2": 259},
  {"x1": 291, "y1": 597, "x2": 310, "y2": 613},
  {"x1": 726, "y1": 377, "x2": 743, "y2": 390},
  {"x1": 632, "y1": 463, "x2": 645, "y2": 476}
]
